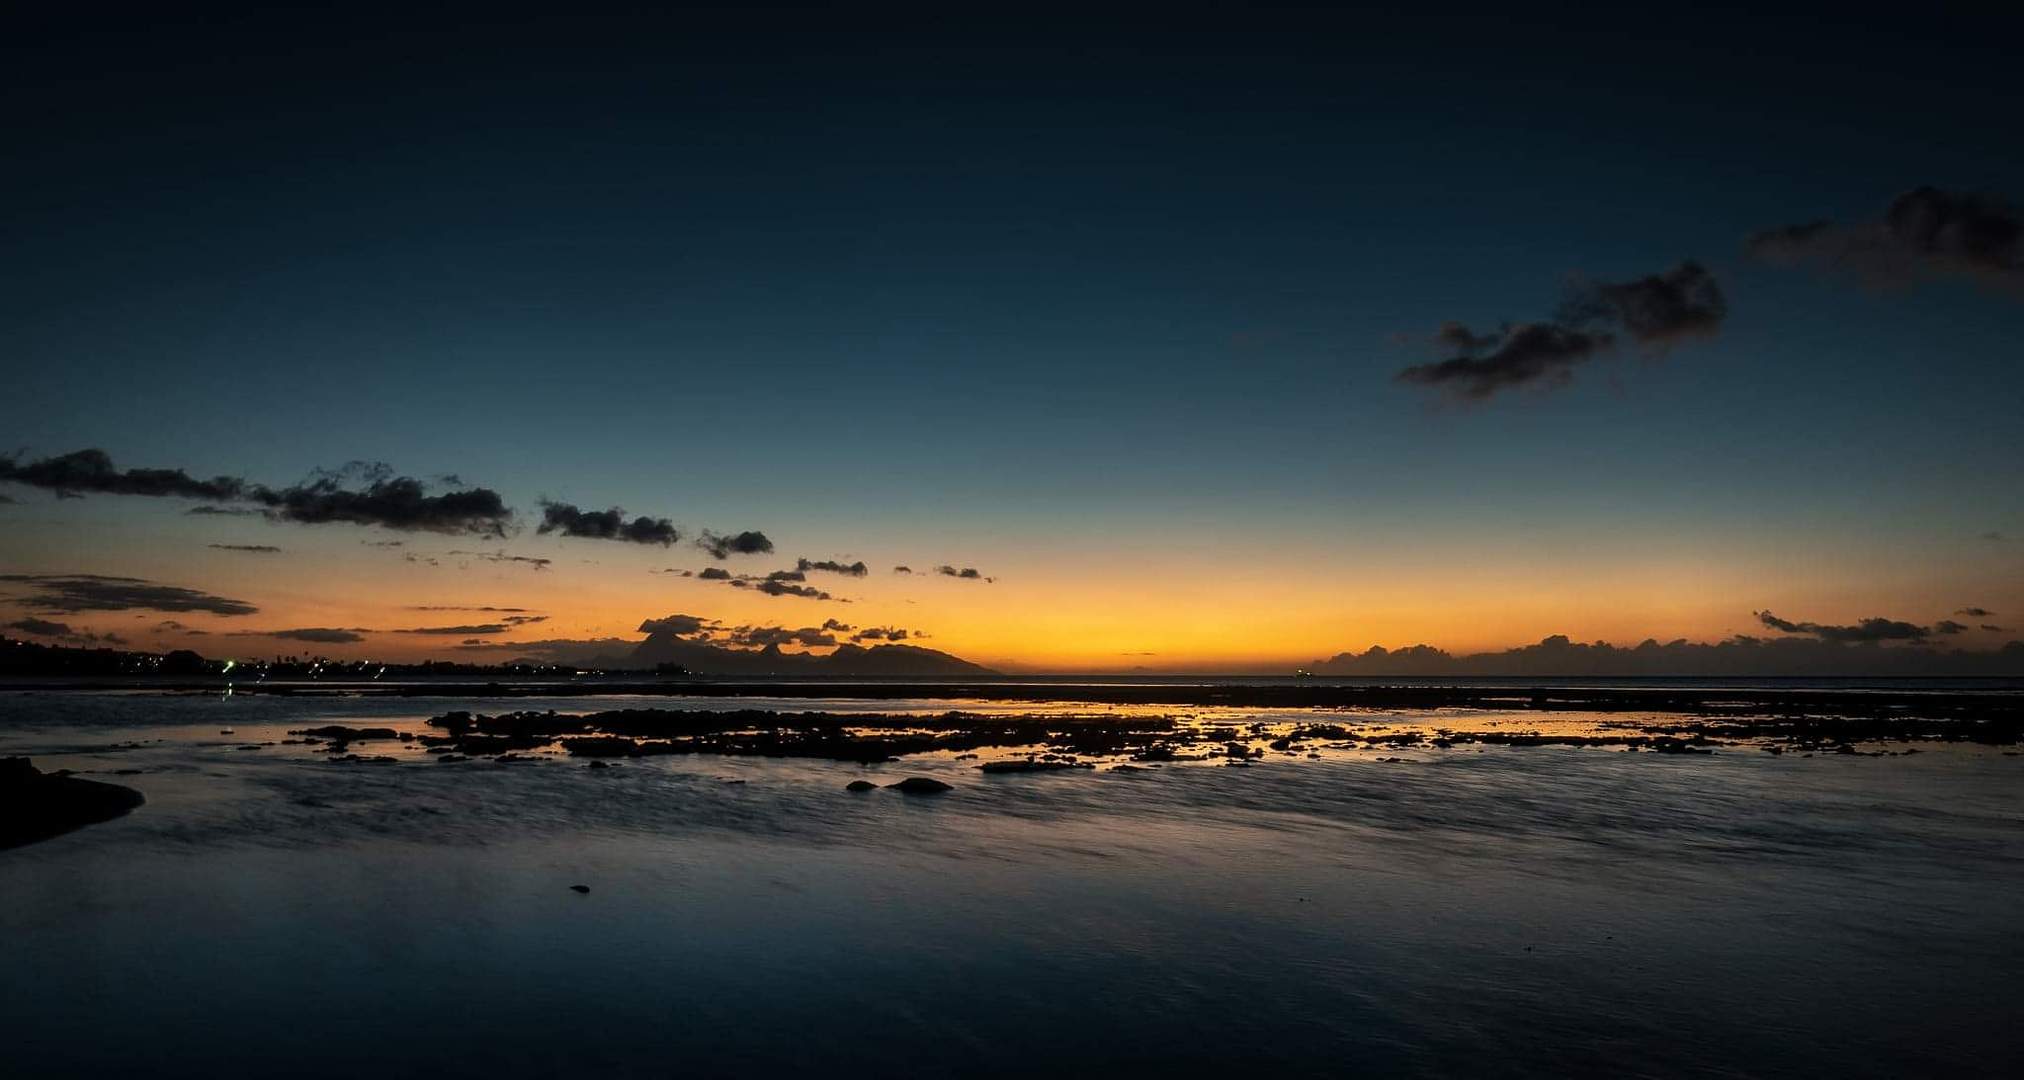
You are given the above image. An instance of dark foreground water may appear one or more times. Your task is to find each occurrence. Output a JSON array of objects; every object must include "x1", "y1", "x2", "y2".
[{"x1": 3, "y1": 691, "x2": 2021, "y2": 1078}]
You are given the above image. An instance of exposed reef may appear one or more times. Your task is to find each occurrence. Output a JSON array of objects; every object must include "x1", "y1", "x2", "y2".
[{"x1": 270, "y1": 700, "x2": 2023, "y2": 773}]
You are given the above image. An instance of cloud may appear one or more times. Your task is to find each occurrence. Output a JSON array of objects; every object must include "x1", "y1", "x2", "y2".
[
  {"x1": 1396, "y1": 323, "x2": 1611, "y2": 401},
  {"x1": 0, "y1": 573, "x2": 257, "y2": 615},
  {"x1": 406, "y1": 605, "x2": 532, "y2": 612},
  {"x1": 935, "y1": 565, "x2": 991, "y2": 582},
  {"x1": 637, "y1": 614, "x2": 719, "y2": 637},
  {"x1": 697, "y1": 530, "x2": 774, "y2": 559},
  {"x1": 1933, "y1": 620, "x2": 1970, "y2": 635},
  {"x1": 1398, "y1": 261, "x2": 1725, "y2": 401},
  {"x1": 850, "y1": 625, "x2": 920, "y2": 642},
  {"x1": 893, "y1": 565, "x2": 914, "y2": 575},
  {"x1": 821, "y1": 618, "x2": 854, "y2": 632},
  {"x1": 187, "y1": 506, "x2": 259, "y2": 516},
  {"x1": 0, "y1": 452, "x2": 514, "y2": 538},
  {"x1": 250, "y1": 463, "x2": 512, "y2": 537},
  {"x1": 748, "y1": 579, "x2": 832, "y2": 600},
  {"x1": 1558, "y1": 261, "x2": 1727, "y2": 347},
  {"x1": 1957, "y1": 607, "x2": 1995, "y2": 617},
  {"x1": 723, "y1": 624, "x2": 839, "y2": 649},
  {"x1": 537, "y1": 501, "x2": 679, "y2": 546},
  {"x1": 226, "y1": 627, "x2": 369, "y2": 644},
  {"x1": 0, "y1": 448, "x2": 245, "y2": 501},
  {"x1": 1749, "y1": 187, "x2": 2024, "y2": 295},
  {"x1": 1754, "y1": 610, "x2": 1930, "y2": 644},
  {"x1": 208, "y1": 543, "x2": 282, "y2": 553},
  {"x1": 364, "y1": 539, "x2": 405, "y2": 547},
  {"x1": 448, "y1": 550, "x2": 552, "y2": 571},
  {"x1": 504, "y1": 614, "x2": 547, "y2": 625},
  {"x1": 798, "y1": 558, "x2": 869, "y2": 577},
  {"x1": 766, "y1": 569, "x2": 807, "y2": 582},
  {"x1": 1983, "y1": 624, "x2": 2010, "y2": 633},
  {"x1": 697, "y1": 567, "x2": 733, "y2": 580},
  {"x1": 653, "y1": 568, "x2": 695, "y2": 577},
  {"x1": 394, "y1": 624, "x2": 509, "y2": 635},
  {"x1": 5, "y1": 616, "x2": 126, "y2": 645}
]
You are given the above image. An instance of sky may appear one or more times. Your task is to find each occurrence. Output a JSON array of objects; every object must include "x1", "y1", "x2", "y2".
[{"x1": 3, "y1": 7, "x2": 2022, "y2": 672}]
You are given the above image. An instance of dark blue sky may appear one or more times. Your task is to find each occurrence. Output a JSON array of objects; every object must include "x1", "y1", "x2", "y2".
[{"x1": 4, "y1": 7, "x2": 2021, "y2": 666}]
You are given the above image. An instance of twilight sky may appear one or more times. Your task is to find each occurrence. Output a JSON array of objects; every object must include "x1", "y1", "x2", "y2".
[{"x1": 3, "y1": 8, "x2": 2021, "y2": 672}]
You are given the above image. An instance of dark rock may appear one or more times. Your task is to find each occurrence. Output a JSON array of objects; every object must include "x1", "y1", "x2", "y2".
[
  {"x1": 569, "y1": 884, "x2": 590, "y2": 894},
  {"x1": 290, "y1": 725, "x2": 402, "y2": 741},
  {"x1": 977, "y1": 759, "x2": 1094, "y2": 773},
  {"x1": 845, "y1": 779, "x2": 877, "y2": 792},
  {"x1": 2, "y1": 757, "x2": 146, "y2": 849},
  {"x1": 887, "y1": 777, "x2": 953, "y2": 794}
]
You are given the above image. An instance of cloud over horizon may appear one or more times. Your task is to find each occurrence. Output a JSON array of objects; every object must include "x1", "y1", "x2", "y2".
[
  {"x1": 697, "y1": 530, "x2": 774, "y2": 559},
  {"x1": 1749, "y1": 186, "x2": 2024, "y2": 295},
  {"x1": 1397, "y1": 261, "x2": 1726, "y2": 401},
  {"x1": 1754, "y1": 610, "x2": 1932, "y2": 644},
  {"x1": 537, "y1": 501, "x2": 680, "y2": 546},
  {"x1": 0, "y1": 448, "x2": 245, "y2": 501},
  {"x1": 797, "y1": 558, "x2": 869, "y2": 577},
  {"x1": 0, "y1": 573, "x2": 258, "y2": 616}
]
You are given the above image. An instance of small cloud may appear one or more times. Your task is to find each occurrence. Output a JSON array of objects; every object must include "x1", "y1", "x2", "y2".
[
  {"x1": 251, "y1": 462, "x2": 512, "y2": 537},
  {"x1": 797, "y1": 558, "x2": 869, "y2": 577},
  {"x1": 1397, "y1": 261, "x2": 1725, "y2": 402},
  {"x1": 697, "y1": 567, "x2": 733, "y2": 580},
  {"x1": 754, "y1": 579, "x2": 831, "y2": 600},
  {"x1": 226, "y1": 627, "x2": 370, "y2": 644},
  {"x1": 892, "y1": 565, "x2": 914, "y2": 574},
  {"x1": 638, "y1": 614, "x2": 718, "y2": 637},
  {"x1": 850, "y1": 625, "x2": 920, "y2": 642},
  {"x1": 1933, "y1": 620, "x2": 1970, "y2": 635},
  {"x1": 537, "y1": 501, "x2": 680, "y2": 546},
  {"x1": 447, "y1": 550, "x2": 552, "y2": 571},
  {"x1": 394, "y1": 624, "x2": 509, "y2": 635},
  {"x1": 697, "y1": 530, "x2": 774, "y2": 560},
  {"x1": 935, "y1": 565, "x2": 992, "y2": 582},
  {"x1": 1957, "y1": 607, "x2": 1995, "y2": 618},
  {"x1": 1749, "y1": 187, "x2": 2024, "y2": 296},
  {"x1": 208, "y1": 543, "x2": 282, "y2": 554}
]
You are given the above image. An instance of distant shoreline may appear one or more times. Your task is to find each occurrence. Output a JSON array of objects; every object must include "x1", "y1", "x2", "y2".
[{"x1": 3, "y1": 676, "x2": 2021, "y2": 720}]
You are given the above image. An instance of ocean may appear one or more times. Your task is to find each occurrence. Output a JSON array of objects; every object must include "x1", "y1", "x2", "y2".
[{"x1": 2, "y1": 685, "x2": 2020, "y2": 1077}]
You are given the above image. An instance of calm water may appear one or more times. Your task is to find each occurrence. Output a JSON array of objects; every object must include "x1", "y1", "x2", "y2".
[{"x1": 3, "y1": 690, "x2": 2021, "y2": 1077}]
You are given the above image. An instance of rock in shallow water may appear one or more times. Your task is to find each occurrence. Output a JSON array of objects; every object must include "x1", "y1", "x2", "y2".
[
  {"x1": 845, "y1": 780, "x2": 878, "y2": 792},
  {"x1": 1, "y1": 757, "x2": 145, "y2": 850},
  {"x1": 886, "y1": 777, "x2": 953, "y2": 794}
]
